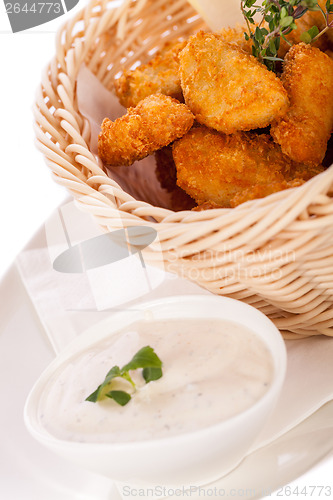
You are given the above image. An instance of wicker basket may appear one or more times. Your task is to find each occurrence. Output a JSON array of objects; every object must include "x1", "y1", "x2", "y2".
[{"x1": 34, "y1": 0, "x2": 333, "y2": 338}]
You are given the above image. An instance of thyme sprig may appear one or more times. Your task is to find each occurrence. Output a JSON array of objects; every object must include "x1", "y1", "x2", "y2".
[{"x1": 241, "y1": 0, "x2": 333, "y2": 71}]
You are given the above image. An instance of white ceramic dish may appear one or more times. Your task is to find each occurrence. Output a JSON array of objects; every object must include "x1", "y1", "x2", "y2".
[
  {"x1": 24, "y1": 294, "x2": 287, "y2": 487},
  {"x1": 1, "y1": 264, "x2": 333, "y2": 499}
]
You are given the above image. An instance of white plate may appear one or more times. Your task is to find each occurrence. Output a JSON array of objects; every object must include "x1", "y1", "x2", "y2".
[{"x1": 1, "y1": 264, "x2": 333, "y2": 500}]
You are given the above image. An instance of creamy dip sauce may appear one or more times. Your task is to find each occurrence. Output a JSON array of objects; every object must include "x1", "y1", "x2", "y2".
[{"x1": 38, "y1": 318, "x2": 274, "y2": 443}]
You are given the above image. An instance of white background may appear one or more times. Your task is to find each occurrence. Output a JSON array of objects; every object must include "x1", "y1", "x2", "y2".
[
  {"x1": 0, "y1": 3, "x2": 69, "y2": 280},
  {"x1": 0, "y1": 1, "x2": 333, "y2": 498}
]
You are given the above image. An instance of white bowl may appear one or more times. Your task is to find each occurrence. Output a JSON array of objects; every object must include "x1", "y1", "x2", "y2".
[{"x1": 24, "y1": 295, "x2": 286, "y2": 487}]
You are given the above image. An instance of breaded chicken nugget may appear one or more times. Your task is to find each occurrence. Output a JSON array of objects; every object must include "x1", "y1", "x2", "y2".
[
  {"x1": 230, "y1": 179, "x2": 304, "y2": 207},
  {"x1": 194, "y1": 170, "x2": 324, "y2": 208},
  {"x1": 271, "y1": 43, "x2": 333, "y2": 166},
  {"x1": 173, "y1": 126, "x2": 323, "y2": 207},
  {"x1": 98, "y1": 94, "x2": 194, "y2": 167},
  {"x1": 216, "y1": 25, "x2": 252, "y2": 53},
  {"x1": 114, "y1": 41, "x2": 186, "y2": 108},
  {"x1": 231, "y1": 161, "x2": 324, "y2": 206},
  {"x1": 179, "y1": 31, "x2": 289, "y2": 134}
]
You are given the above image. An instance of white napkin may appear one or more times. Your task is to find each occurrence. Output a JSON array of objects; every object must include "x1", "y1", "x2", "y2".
[{"x1": 16, "y1": 199, "x2": 208, "y2": 353}]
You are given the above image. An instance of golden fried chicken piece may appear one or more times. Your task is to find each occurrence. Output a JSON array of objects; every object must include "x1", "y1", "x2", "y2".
[
  {"x1": 173, "y1": 126, "x2": 323, "y2": 208},
  {"x1": 230, "y1": 179, "x2": 304, "y2": 207},
  {"x1": 232, "y1": 160, "x2": 324, "y2": 206},
  {"x1": 194, "y1": 168, "x2": 323, "y2": 208},
  {"x1": 288, "y1": 163, "x2": 325, "y2": 182},
  {"x1": 216, "y1": 25, "x2": 252, "y2": 53},
  {"x1": 179, "y1": 31, "x2": 289, "y2": 134},
  {"x1": 271, "y1": 43, "x2": 333, "y2": 167},
  {"x1": 98, "y1": 94, "x2": 194, "y2": 167},
  {"x1": 114, "y1": 41, "x2": 187, "y2": 108}
]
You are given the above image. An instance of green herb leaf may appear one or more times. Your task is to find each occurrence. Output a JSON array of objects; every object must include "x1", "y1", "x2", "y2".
[
  {"x1": 280, "y1": 15, "x2": 295, "y2": 28},
  {"x1": 85, "y1": 386, "x2": 102, "y2": 403},
  {"x1": 262, "y1": 56, "x2": 284, "y2": 61},
  {"x1": 303, "y1": 0, "x2": 320, "y2": 8},
  {"x1": 121, "y1": 371, "x2": 136, "y2": 388},
  {"x1": 269, "y1": 38, "x2": 277, "y2": 55},
  {"x1": 85, "y1": 345, "x2": 163, "y2": 406},
  {"x1": 106, "y1": 390, "x2": 131, "y2": 406},
  {"x1": 300, "y1": 25, "x2": 319, "y2": 42},
  {"x1": 280, "y1": 6, "x2": 289, "y2": 18},
  {"x1": 254, "y1": 26, "x2": 265, "y2": 44},
  {"x1": 85, "y1": 365, "x2": 122, "y2": 402},
  {"x1": 308, "y1": 25, "x2": 320, "y2": 38},
  {"x1": 121, "y1": 346, "x2": 162, "y2": 372},
  {"x1": 300, "y1": 30, "x2": 312, "y2": 42},
  {"x1": 105, "y1": 365, "x2": 122, "y2": 379},
  {"x1": 142, "y1": 366, "x2": 163, "y2": 383}
]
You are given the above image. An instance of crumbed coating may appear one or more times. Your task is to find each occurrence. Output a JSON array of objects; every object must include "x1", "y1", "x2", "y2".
[
  {"x1": 271, "y1": 43, "x2": 333, "y2": 166},
  {"x1": 98, "y1": 94, "x2": 194, "y2": 167},
  {"x1": 173, "y1": 126, "x2": 323, "y2": 207},
  {"x1": 114, "y1": 41, "x2": 187, "y2": 108},
  {"x1": 179, "y1": 31, "x2": 289, "y2": 134},
  {"x1": 192, "y1": 180, "x2": 308, "y2": 209},
  {"x1": 230, "y1": 179, "x2": 303, "y2": 207},
  {"x1": 216, "y1": 25, "x2": 252, "y2": 53}
]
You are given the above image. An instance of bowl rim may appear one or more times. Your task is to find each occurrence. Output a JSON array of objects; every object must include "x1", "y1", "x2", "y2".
[{"x1": 24, "y1": 294, "x2": 287, "y2": 450}]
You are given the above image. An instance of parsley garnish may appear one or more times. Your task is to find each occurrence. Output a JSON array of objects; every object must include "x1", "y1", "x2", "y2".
[
  {"x1": 85, "y1": 346, "x2": 163, "y2": 406},
  {"x1": 241, "y1": 0, "x2": 333, "y2": 71}
]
